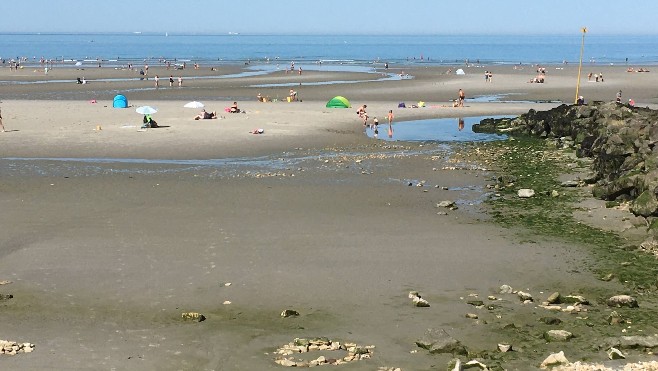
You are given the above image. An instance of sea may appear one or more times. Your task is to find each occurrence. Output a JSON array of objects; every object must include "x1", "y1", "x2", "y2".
[{"x1": 1, "y1": 33, "x2": 657, "y2": 68}]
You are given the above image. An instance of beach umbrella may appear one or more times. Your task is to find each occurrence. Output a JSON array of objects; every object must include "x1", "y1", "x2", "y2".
[
  {"x1": 184, "y1": 101, "x2": 205, "y2": 108},
  {"x1": 136, "y1": 106, "x2": 158, "y2": 114}
]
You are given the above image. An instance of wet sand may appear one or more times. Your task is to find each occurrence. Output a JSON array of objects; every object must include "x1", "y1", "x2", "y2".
[{"x1": 1, "y1": 63, "x2": 657, "y2": 370}]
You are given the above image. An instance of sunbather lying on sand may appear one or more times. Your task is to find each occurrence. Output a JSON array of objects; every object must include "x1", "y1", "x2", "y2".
[{"x1": 194, "y1": 109, "x2": 217, "y2": 120}]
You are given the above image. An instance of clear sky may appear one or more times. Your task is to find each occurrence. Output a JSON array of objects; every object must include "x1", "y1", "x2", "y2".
[{"x1": 1, "y1": 0, "x2": 657, "y2": 35}]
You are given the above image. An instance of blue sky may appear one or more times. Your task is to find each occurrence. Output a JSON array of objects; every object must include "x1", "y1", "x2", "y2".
[{"x1": 1, "y1": 0, "x2": 657, "y2": 35}]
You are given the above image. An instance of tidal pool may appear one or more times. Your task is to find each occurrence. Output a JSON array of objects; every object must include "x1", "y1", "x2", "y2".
[{"x1": 365, "y1": 116, "x2": 510, "y2": 142}]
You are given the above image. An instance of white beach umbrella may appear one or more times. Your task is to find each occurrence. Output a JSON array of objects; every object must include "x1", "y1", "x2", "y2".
[
  {"x1": 136, "y1": 106, "x2": 158, "y2": 114},
  {"x1": 184, "y1": 101, "x2": 205, "y2": 108}
]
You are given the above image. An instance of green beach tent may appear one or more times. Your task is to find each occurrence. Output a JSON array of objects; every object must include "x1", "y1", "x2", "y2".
[{"x1": 326, "y1": 96, "x2": 351, "y2": 108}]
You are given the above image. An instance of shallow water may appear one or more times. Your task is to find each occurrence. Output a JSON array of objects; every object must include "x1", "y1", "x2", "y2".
[
  {"x1": 365, "y1": 115, "x2": 509, "y2": 142},
  {"x1": 0, "y1": 116, "x2": 504, "y2": 178},
  {"x1": 469, "y1": 94, "x2": 563, "y2": 104}
]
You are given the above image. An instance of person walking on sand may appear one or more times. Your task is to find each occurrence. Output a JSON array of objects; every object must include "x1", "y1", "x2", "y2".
[
  {"x1": 178, "y1": 76, "x2": 183, "y2": 87},
  {"x1": 154, "y1": 75, "x2": 159, "y2": 88},
  {"x1": 169, "y1": 75, "x2": 174, "y2": 87},
  {"x1": 387, "y1": 110, "x2": 394, "y2": 125},
  {"x1": 458, "y1": 89, "x2": 465, "y2": 107}
]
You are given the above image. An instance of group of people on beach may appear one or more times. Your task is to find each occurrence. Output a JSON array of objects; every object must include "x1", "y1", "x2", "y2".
[
  {"x1": 358, "y1": 105, "x2": 395, "y2": 138},
  {"x1": 587, "y1": 72, "x2": 604, "y2": 82},
  {"x1": 150, "y1": 74, "x2": 184, "y2": 88}
]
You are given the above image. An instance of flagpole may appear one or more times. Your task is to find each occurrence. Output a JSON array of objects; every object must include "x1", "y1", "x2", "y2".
[{"x1": 575, "y1": 27, "x2": 587, "y2": 104}]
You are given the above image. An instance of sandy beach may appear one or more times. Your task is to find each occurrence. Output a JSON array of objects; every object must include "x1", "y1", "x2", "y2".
[{"x1": 1, "y1": 63, "x2": 658, "y2": 370}]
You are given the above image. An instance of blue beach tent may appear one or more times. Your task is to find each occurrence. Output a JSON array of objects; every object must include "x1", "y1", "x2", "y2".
[{"x1": 113, "y1": 94, "x2": 128, "y2": 108}]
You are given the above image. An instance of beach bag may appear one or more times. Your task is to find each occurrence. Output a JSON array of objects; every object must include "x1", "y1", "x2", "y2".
[{"x1": 398, "y1": 102, "x2": 406, "y2": 108}]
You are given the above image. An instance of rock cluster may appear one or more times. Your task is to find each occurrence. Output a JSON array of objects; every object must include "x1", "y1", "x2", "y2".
[
  {"x1": 1, "y1": 340, "x2": 35, "y2": 355},
  {"x1": 473, "y1": 102, "x2": 658, "y2": 221},
  {"x1": 553, "y1": 360, "x2": 658, "y2": 371},
  {"x1": 274, "y1": 337, "x2": 374, "y2": 367}
]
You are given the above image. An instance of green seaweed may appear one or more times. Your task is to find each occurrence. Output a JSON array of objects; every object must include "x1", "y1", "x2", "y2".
[{"x1": 479, "y1": 138, "x2": 658, "y2": 292}]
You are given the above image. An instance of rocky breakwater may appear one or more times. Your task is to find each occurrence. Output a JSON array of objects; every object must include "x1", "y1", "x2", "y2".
[{"x1": 474, "y1": 101, "x2": 658, "y2": 245}]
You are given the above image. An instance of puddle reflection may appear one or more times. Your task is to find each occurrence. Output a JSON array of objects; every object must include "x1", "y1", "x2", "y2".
[{"x1": 366, "y1": 116, "x2": 510, "y2": 142}]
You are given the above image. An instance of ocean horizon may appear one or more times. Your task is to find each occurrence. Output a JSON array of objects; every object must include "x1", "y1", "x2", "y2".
[{"x1": 1, "y1": 33, "x2": 656, "y2": 67}]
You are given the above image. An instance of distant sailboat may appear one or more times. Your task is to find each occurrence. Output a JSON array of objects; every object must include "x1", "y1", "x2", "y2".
[{"x1": 165, "y1": 32, "x2": 168, "y2": 37}]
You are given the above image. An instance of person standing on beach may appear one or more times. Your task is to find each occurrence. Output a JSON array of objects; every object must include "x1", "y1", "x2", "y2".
[
  {"x1": 169, "y1": 75, "x2": 174, "y2": 87},
  {"x1": 144, "y1": 64, "x2": 149, "y2": 76},
  {"x1": 387, "y1": 110, "x2": 394, "y2": 126},
  {"x1": 357, "y1": 104, "x2": 368, "y2": 126},
  {"x1": 154, "y1": 75, "x2": 159, "y2": 88},
  {"x1": 458, "y1": 89, "x2": 465, "y2": 107},
  {"x1": 178, "y1": 76, "x2": 183, "y2": 87},
  {"x1": 0, "y1": 108, "x2": 6, "y2": 132}
]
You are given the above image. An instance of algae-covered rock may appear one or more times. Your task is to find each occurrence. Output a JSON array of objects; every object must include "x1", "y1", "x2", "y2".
[
  {"x1": 181, "y1": 312, "x2": 206, "y2": 322},
  {"x1": 544, "y1": 330, "x2": 573, "y2": 342},
  {"x1": 630, "y1": 190, "x2": 658, "y2": 217}
]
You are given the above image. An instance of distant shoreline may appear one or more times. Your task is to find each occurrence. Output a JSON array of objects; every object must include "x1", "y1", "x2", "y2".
[{"x1": 3, "y1": 34, "x2": 658, "y2": 67}]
